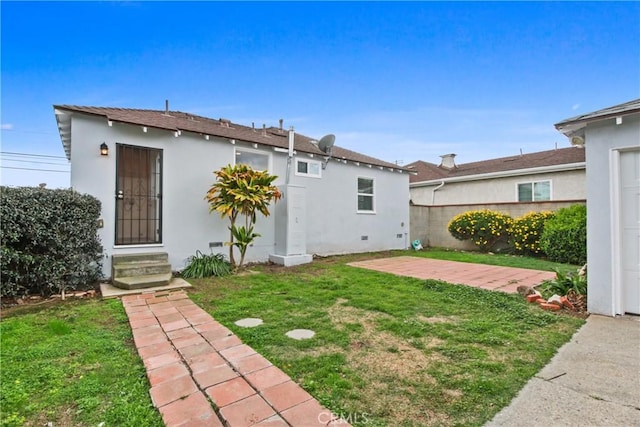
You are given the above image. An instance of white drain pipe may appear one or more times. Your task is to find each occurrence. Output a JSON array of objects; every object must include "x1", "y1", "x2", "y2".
[
  {"x1": 431, "y1": 181, "x2": 445, "y2": 205},
  {"x1": 285, "y1": 127, "x2": 295, "y2": 184}
]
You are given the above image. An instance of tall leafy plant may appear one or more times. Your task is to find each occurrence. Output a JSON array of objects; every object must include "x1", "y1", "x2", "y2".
[{"x1": 205, "y1": 164, "x2": 282, "y2": 269}]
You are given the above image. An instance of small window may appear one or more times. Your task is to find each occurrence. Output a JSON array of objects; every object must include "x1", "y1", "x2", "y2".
[
  {"x1": 357, "y1": 177, "x2": 375, "y2": 212},
  {"x1": 517, "y1": 181, "x2": 551, "y2": 202},
  {"x1": 235, "y1": 148, "x2": 270, "y2": 171},
  {"x1": 295, "y1": 158, "x2": 322, "y2": 178}
]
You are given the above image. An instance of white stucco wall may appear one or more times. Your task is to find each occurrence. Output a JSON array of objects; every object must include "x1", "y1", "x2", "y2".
[
  {"x1": 410, "y1": 169, "x2": 585, "y2": 206},
  {"x1": 69, "y1": 114, "x2": 409, "y2": 276},
  {"x1": 288, "y1": 159, "x2": 410, "y2": 255},
  {"x1": 583, "y1": 114, "x2": 640, "y2": 316},
  {"x1": 70, "y1": 115, "x2": 245, "y2": 275}
]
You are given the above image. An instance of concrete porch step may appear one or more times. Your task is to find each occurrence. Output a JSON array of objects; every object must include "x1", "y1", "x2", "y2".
[
  {"x1": 111, "y1": 252, "x2": 171, "y2": 290},
  {"x1": 113, "y1": 261, "x2": 171, "y2": 279},
  {"x1": 112, "y1": 252, "x2": 168, "y2": 265},
  {"x1": 113, "y1": 273, "x2": 173, "y2": 290}
]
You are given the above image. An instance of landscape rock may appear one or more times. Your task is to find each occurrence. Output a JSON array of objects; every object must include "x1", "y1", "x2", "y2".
[
  {"x1": 517, "y1": 285, "x2": 537, "y2": 297},
  {"x1": 526, "y1": 294, "x2": 542, "y2": 303},
  {"x1": 578, "y1": 264, "x2": 587, "y2": 276},
  {"x1": 540, "y1": 303, "x2": 561, "y2": 311},
  {"x1": 548, "y1": 294, "x2": 563, "y2": 306}
]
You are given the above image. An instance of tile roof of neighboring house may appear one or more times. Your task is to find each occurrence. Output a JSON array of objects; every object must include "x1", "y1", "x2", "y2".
[
  {"x1": 53, "y1": 105, "x2": 408, "y2": 171},
  {"x1": 406, "y1": 147, "x2": 585, "y2": 184}
]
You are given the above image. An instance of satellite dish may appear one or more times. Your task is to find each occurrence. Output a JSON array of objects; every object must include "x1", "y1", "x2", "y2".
[
  {"x1": 570, "y1": 135, "x2": 585, "y2": 147},
  {"x1": 318, "y1": 134, "x2": 335, "y2": 154}
]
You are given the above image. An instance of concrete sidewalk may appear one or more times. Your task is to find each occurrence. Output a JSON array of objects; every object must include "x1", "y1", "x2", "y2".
[{"x1": 486, "y1": 315, "x2": 640, "y2": 427}]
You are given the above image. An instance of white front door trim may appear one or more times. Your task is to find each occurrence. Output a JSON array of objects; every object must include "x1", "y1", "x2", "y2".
[
  {"x1": 610, "y1": 148, "x2": 622, "y2": 315},
  {"x1": 610, "y1": 145, "x2": 640, "y2": 315}
]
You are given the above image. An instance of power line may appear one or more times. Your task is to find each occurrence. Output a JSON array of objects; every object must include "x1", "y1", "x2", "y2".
[
  {"x1": 1, "y1": 129, "x2": 57, "y2": 135},
  {"x1": 0, "y1": 166, "x2": 70, "y2": 173},
  {"x1": 0, "y1": 151, "x2": 67, "y2": 159},
  {"x1": 1, "y1": 158, "x2": 69, "y2": 166}
]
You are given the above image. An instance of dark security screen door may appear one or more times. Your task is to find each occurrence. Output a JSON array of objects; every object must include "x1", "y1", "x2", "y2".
[{"x1": 115, "y1": 144, "x2": 163, "y2": 245}]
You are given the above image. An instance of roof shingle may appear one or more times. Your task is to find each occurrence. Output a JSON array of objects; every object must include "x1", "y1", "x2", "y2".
[
  {"x1": 53, "y1": 105, "x2": 407, "y2": 171},
  {"x1": 406, "y1": 147, "x2": 585, "y2": 183}
]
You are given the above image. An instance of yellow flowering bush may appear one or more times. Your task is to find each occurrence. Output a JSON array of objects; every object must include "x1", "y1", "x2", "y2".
[
  {"x1": 447, "y1": 210, "x2": 512, "y2": 252},
  {"x1": 509, "y1": 211, "x2": 555, "y2": 256}
]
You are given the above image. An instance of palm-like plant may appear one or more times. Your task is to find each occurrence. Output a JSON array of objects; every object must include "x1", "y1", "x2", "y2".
[{"x1": 205, "y1": 164, "x2": 282, "y2": 269}]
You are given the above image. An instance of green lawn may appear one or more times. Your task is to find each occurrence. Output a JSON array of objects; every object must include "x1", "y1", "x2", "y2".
[
  {"x1": 0, "y1": 249, "x2": 583, "y2": 427},
  {"x1": 187, "y1": 250, "x2": 584, "y2": 426},
  {"x1": 407, "y1": 247, "x2": 581, "y2": 273},
  {"x1": 0, "y1": 300, "x2": 163, "y2": 427}
]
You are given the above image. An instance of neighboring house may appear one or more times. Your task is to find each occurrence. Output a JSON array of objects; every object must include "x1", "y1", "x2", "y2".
[
  {"x1": 407, "y1": 147, "x2": 586, "y2": 250},
  {"x1": 54, "y1": 105, "x2": 410, "y2": 276},
  {"x1": 555, "y1": 98, "x2": 640, "y2": 316},
  {"x1": 407, "y1": 147, "x2": 586, "y2": 206}
]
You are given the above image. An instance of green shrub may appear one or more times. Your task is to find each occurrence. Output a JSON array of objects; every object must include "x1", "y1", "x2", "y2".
[
  {"x1": 181, "y1": 251, "x2": 232, "y2": 278},
  {"x1": 509, "y1": 211, "x2": 555, "y2": 256},
  {"x1": 448, "y1": 210, "x2": 513, "y2": 252},
  {"x1": 1, "y1": 187, "x2": 103, "y2": 298},
  {"x1": 540, "y1": 204, "x2": 586, "y2": 264},
  {"x1": 541, "y1": 268, "x2": 587, "y2": 296}
]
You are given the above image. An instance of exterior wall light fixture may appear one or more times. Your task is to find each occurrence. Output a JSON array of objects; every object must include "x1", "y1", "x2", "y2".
[{"x1": 100, "y1": 142, "x2": 109, "y2": 156}]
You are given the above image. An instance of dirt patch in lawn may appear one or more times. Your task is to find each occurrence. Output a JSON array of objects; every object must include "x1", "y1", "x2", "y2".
[
  {"x1": 328, "y1": 299, "x2": 455, "y2": 425},
  {"x1": 416, "y1": 314, "x2": 459, "y2": 324},
  {"x1": 30, "y1": 403, "x2": 78, "y2": 427}
]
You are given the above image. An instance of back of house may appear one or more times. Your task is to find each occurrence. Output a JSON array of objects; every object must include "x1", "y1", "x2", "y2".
[{"x1": 54, "y1": 104, "x2": 410, "y2": 279}]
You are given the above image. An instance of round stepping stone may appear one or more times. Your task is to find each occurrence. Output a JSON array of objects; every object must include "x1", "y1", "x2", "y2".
[
  {"x1": 285, "y1": 329, "x2": 315, "y2": 340},
  {"x1": 234, "y1": 318, "x2": 263, "y2": 328}
]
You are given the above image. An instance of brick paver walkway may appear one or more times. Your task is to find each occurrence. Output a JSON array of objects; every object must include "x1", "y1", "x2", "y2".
[
  {"x1": 122, "y1": 291, "x2": 349, "y2": 427},
  {"x1": 348, "y1": 256, "x2": 555, "y2": 293}
]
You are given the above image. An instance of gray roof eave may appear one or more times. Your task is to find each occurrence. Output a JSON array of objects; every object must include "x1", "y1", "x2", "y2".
[{"x1": 554, "y1": 98, "x2": 640, "y2": 135}]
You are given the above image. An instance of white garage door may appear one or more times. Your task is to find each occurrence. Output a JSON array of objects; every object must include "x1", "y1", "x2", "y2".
[{"x1": 621, "y1": 149, "x2": 640, "y2": 314}]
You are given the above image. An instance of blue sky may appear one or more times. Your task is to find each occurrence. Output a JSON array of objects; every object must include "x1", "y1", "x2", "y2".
[{"x1": 2, "y1": 1, "x2": 639, "y2": 188}]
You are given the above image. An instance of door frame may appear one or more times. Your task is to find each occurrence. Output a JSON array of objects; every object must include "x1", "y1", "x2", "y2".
[
  {"x1": 114, "y1": 143, "x2": 164, "y2": 246},
  {"x1": 610, "y1": 145, "x2": 640, "y2": 315}
]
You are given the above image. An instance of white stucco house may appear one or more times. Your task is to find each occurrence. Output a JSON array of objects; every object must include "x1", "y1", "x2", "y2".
[
  {"x1": 555, "y1": 98, "x2": 640, "y2": 316},
  {"x1": 407, "y1": 147, "x2": 585, "y2": 206},
  {"x1": 54, "y1": 105, "x2": 410, "y2": 277}
]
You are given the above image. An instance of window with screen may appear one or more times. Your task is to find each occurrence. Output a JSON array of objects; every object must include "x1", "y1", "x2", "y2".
[
  {"x1": 357, "y1": 177, "x2": 375, "y2": 212},
  {"x1": 235, "y1": 148, "x2": 270, "y2": 171},
  {"x1": 517, "y1": 181, "x2": 551, "y2": 202}
]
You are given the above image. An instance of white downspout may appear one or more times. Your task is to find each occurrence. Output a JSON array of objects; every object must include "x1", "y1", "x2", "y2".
[
  {"x1": 431, "y1": 181, "x2": 445, "y2": 205},
  {"x1": 285, "y1": 127, "x2": 294, "y2": 184}
]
